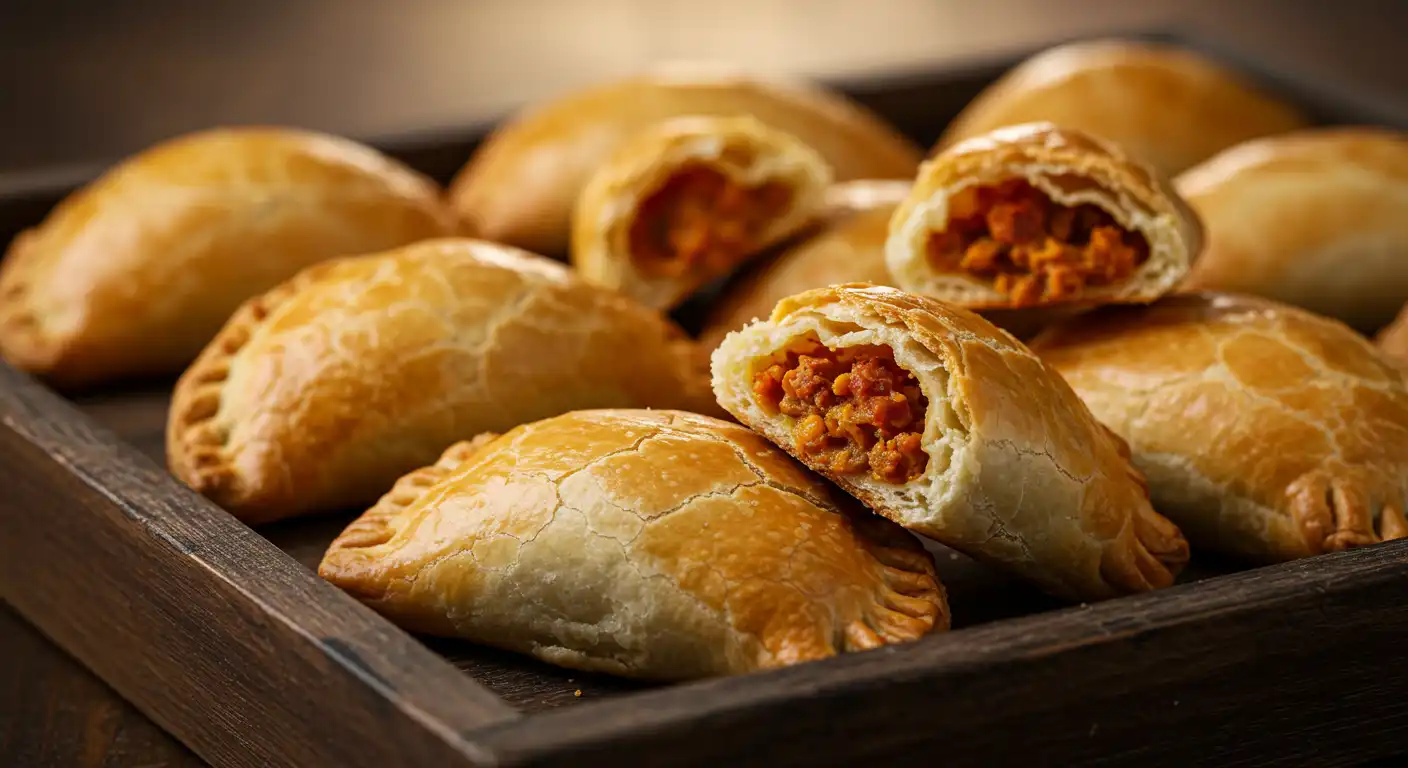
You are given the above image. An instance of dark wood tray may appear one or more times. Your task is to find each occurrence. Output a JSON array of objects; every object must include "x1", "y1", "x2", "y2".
[{"x1": 3, "y1": 32, "x2": 1408, "y2": 768}]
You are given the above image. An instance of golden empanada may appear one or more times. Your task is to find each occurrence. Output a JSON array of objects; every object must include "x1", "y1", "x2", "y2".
[
  {"x1": 887, "y1": 124, "x2": 1202, "y2": 316},
  {"x1": 711, "y1": 283, "x2": 1188, "y2": 601},
  {"x1": 449, "y1": 64, "x2": 922, "y2": 257},
  {"x1": 1031, "y1": 293, "x2": 1408, "y2": 563},
  {"x1": 319, "y1": 409, "x2": 947, "y2": 680},
  {"x1": 572, "y1": 115, "x2": 832, "y2": 310},
  {"x1": 168, "y1": 238, "x2": 717, "y2": 524},
  {"x1": 1178, "y1": 128, "x2": 1408, "y2": 331},
  {"x1": 936, "y1": 39, "x2": 1307, "y2": 179},
  {"x1": 699, "y1": 180, "x2": 907, "y2": 351},
  {"x1": 0, "y1": 127, "x2": 459, "y2": 388}
]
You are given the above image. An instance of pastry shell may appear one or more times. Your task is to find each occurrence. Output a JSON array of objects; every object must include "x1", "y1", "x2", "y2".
[
  {"x1": 571, "y1": 115, "x2": 833, "y2": 310},
  {"x1": 0, "y1": 127, "x2": 460, "y2": 388},
  {"x1": 167, "y1": 238, "x2": 717, "y2": 524},
  {"x1": 711, "y1": 283, "x2": 1189, "y2": 601},
  {"x1": 449, "y1": 63, "x2": 922, "y2": 257},
  {"x1": 319, "y1": 409, "x2": 947, "y2": 680},
  {"x1": 935, "y1": 39, "x2": 1308, "y2": 179},
  {"x1": 1031, "y1": 292, "x2": 1408, "y2": 563}
]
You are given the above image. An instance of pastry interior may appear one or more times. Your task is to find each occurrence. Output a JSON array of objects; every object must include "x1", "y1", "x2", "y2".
[{"x1": 925, "y1": 178, "x2": 1149, "y2": 307}]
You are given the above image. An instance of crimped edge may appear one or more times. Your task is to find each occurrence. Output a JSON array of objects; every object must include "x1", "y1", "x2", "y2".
[{"x1": 0, "y1": 228, "x2": 63, "y2": 373}]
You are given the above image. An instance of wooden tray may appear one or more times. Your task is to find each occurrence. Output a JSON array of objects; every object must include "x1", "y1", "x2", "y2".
[{"x1": 4, "y1": 32, "x2": 1408, "y2": 767}]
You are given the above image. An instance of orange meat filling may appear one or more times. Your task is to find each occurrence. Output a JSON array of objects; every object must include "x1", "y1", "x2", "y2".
[
  {"x1": 925, "y1": 179, "x2": 1149, "y2": 307},
  {"x1": 752, "y1": 343, "x2": 929, "y2": 484},
  {"x1": 629, "y1": 164, "x2": 793, "y2": 278}
]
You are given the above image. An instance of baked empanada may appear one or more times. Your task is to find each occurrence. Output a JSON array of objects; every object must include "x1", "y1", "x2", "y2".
[
  {"x1": 699, "y1": 180, "x2": 907, "y2": 351},
  {"x1": 936, "y1": 39, "x2": 1307, "y2": 179},
  {"x1": 1377, "y1": 302, "x2": 1408, "y2": 368},
  {"x1": 711, "y1": 283, "x2": 1189, "y2": 601},
  {"x1": 0, "y1": 127, "x2": 459, "y2": 388},
  {"x1": 1178, "y1": 128, "x2": 1408, "y2": 331},
  {"x1": 319, "y1": 409, "x2": 947, "y2": 680},
  {"x1": 168, "y1": 238, "x2": 717, "y2": 524},
  {"x1": 1031, "y1": 293, "x2": 1408, "y2": 563},
  {"x1": 888, "y1": 123, "x2": 1202, "y2": 315},
  {"x1": 449, "y1": 64, "x2": 922, "y2": 257},
  {"x1": 572, "y1": 115, "x2": 832, "y2": 310}
]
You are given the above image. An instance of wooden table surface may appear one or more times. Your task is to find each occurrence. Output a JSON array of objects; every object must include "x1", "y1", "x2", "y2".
[{"x1": 2, "y1": 1, "x2": 1406, "y2": 766}]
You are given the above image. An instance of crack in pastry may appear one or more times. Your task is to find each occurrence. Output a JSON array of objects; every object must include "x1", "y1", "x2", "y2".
[
  {"x1": 712, "y1": 282, "x2": 1188, "y2": 602},
  {"x1": 0, "y1": 127, "x2": 461, "y2": 388},
  {"x1": 572, "y1": 115, "x2": 833, "y2": 310},
  {"x1": 167, "y1": 238, "x2": 718, "y2": 524},
  {"x1": 318, "y1": 409, "x2": 947, "y2": 681},
  {"x1": 887, "y1": 123, "x2": 1203, "y2": 316},
  {"x1": 1032, "y1": 292, "x2": 1408, "y2": 562}
]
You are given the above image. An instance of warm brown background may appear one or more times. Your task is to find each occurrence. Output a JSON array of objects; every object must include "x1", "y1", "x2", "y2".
[{"x1": 3, "y1": 1, "x2": 1406, "y2": 765}]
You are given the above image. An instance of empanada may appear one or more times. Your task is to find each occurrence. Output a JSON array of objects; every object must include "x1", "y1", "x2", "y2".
[
  {"x1": 711, "y1": 283, "x2": 1188, "y2": 601},
  {"x1": 0, "y1": 127, "x2": 459, "y2": 388},
  {"x1": 318, "y1": 409, "x2": 947, "y2": 680},
  {"x1": 1377, "y1": 302, "x2": 1408, "y2": 368},
  {"x1": 936, "y1": 39, "x2": 1307, "y2": 179},
  {"x1": 887, "y1": 123, "x2": 1202, "y2": 315},
  {"x1": 449, "y1": 64, "x2": 922, "y2": 257},
  {"x1": 1178, "y1": 128, "x2": 1408, "y2": 331},
  {"x1": 1031, "y1": 293, "x2": 1408, "y2": 562},
  {"x1": 699, "y1": 180, "x2": 907, "y2": 351},
  {"x1": 571, "y1": 115, "x2": 832, "y2": 310},
  {"x1": 168, "y1": 238, "x2": 717, "y2": 524}
]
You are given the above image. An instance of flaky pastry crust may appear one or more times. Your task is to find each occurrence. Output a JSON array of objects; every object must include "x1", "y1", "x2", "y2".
[
  {"x1": 167, "y1": 238, "x2": 718, "y2": 524},
  {"x1": 0, "y1": 127, "x2": 459, "y2": 388},
  {"x1": 571, "y1": 115, "x2": 833, "y2": 310},
  {"x1": 1032, "y1": 292, "x2": 1408, "y2": 562},
  {"x1": 1177, "y1": 128, "x2": 1408, "y2": 332},
  {"x1": 888, "y1": 123, "x2": 1203, "y2": 313},
  {"x1": 711, "y1": 283, "x2": 1188, "y2": 601},
  {"x1": 319, "y1": 409, "x2": 947, "y2": 680},
  {"x1": 448, "y1": 64, "x2": 922, "y2": 257},
  {"x1": 935, "y1": 39, "x2": 1308, "y2": 179}
]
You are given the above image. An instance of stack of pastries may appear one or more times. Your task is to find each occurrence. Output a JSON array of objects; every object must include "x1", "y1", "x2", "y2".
[{"x1": 2, "y1": 39, "x2": 1406, "y2": 683}]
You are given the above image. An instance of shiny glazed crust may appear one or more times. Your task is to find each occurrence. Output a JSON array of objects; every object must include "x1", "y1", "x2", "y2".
[
  {"x1": 935, "y1": 39, "x2": 1308, "y2": 178},
  {"x1": 571, "y1": 115, "x2": 834, "y2": 310},
  {"x1": 1177, "y1": 128, "x2": 1408, "y2": 331},
  {"x1": 319, "y1": 409, "x2": 947, "y2": 680},
  {"x1": 887, "y1": 123, "x2": 1204, "y2": 313},
  {"x1": 167, "y1": 238, "x2": 718, "y2": 524},
  {"x1": 711, "y1": 283, "x2": 1189, "y2": 601},
  {"x1": 0, "y1": 127, "x2": 460, "y2": 388},
  {"x1": 1031, "y1": 292, "x2": 1408, "y2": 562},
  {"x1": 448, "y1": 64, "x2": 922, "y2": 257}
]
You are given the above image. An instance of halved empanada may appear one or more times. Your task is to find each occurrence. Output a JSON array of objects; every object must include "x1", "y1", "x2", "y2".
[
  {"x1": 168, "y1": 238, "x2": 717, "y2": 524},
  {"x1": 711, "y1": 283, "x2": 1188, "y2": 601},
  {"x1": 1031, "y1": 293, "x2": 1408, "y2": 563},
  {"x1": 0, "y1": 127, "x2": 459, "y2": 388},
  {"x1": 888, "y1": 123, "x2": 1202, "y2": 315},
  {"x1": 571, "y1": 115, "x2": 832, "y2": 310},
  {"x1": 319, "y1": 409, "x2": 947, "y2": 680},
  {"x1": 1178, "y1": 128, "x2": 1408, "y2": 332},
  {"x1": 449, "y1": 64, "x2": 922, "y2": 257},
  {"x1": 936, "y1": 39, "x2": 1308, "y2": 179}
]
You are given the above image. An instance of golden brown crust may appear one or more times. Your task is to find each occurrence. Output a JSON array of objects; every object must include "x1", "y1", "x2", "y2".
[
  {"x1": 711, "y1": 283, "x2": 1188, "y2": 601},
  {"x1": 0, "y1": 127, "x2": 460, "y2": 389},
  {"x1": 1177, "y1": 128, "x2": 1408, "y2": 332},
  {"x1": 571, "y1": 115, "x2": 833, "y2": 310},
  {"x1": 319, "y1": 409, "x2": 947, "y2": 680},
  {"x1": 167, "y1": 238, "x2": 719, "y2": 524},
  {"x1": 1031, "y1": 292, "x2": 1408, "y2": 562},
  {"x1": 936, "y1": 39, "x2": 1308, "y2": 179},
  {"x1": 888, "y1": 123, "x2": 1203, "y2": 314},
  {"x1": 1377, "y1": 302, "x2": 1408, "y2": 369},
  {"x1": 448, "y1": 64, "x2": 923, "y2": 257}
]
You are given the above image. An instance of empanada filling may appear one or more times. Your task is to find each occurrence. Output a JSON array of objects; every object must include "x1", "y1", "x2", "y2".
[
  {"x1": 752, "y1": 342, "x2": 929, "y2": 483},
  {"x1": 630, "y1": 164, "x2": 793, "y2": 278},
  {"x1": 925, "y1": 179, "x2": 1149, "y2": 307}
]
